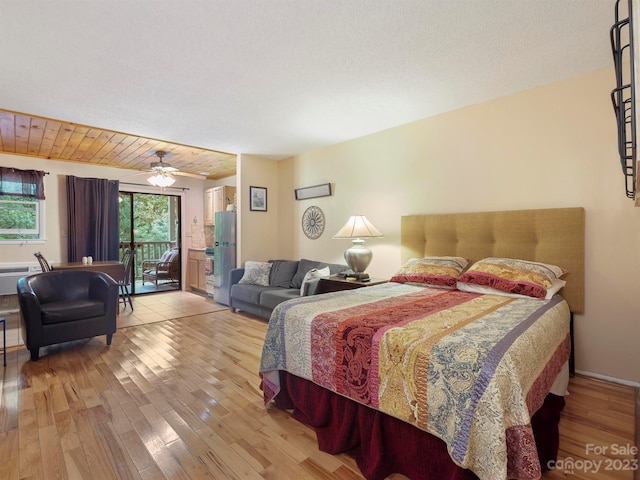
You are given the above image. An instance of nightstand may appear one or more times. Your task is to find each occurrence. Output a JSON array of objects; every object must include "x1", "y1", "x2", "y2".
[{"x1": 317, "y1": 275, "x2": 388, "y2": 294}]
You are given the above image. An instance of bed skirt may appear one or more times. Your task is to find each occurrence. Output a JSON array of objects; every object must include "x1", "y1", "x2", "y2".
[{"x1": 271, "y1": 371, "x2": 565, "y2": 480}]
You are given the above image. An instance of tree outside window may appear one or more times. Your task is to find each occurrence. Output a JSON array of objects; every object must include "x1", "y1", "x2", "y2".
[{"x1": 0, "y1": 167, "x2": 46, "y2": 241}]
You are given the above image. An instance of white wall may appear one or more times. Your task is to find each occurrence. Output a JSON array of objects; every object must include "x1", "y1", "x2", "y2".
[{"x1": 276, "y1": 67, "x2": 640, "y2": 385}]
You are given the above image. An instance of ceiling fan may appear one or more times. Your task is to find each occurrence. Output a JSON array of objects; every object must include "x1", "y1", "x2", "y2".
[
  {"x1": 147, "y1": 150, "x2": 178, "y2": 187},
  {"x1": 120, "y1": 150, "x2": 207, "y2": 186}
]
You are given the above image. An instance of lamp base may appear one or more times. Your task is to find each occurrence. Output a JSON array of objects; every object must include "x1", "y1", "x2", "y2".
[
  {"x1": 343, "y1": 239, "x2": 372, "y2": 274},
  {"x1": 344, "y1": 272, "x2": 369, "y2": 281}
]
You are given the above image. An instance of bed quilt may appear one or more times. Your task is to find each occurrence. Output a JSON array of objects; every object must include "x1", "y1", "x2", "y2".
[{"x1": 259, "y1": 283, "x2": 571, "y2": 480}]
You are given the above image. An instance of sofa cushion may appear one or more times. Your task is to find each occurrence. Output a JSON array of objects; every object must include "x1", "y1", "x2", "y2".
[
  {"x1": 40, "y1": 300, "x2": 105, "y2": 325},
  {"x1": 317, "y1": 262, "x2": 348, "y2": 275},
  {"x1": 238, "y1": 261, "x2": 272, "y2": 286},
  {"x1": 230, "y1": 283, "x2": 273, "y2": 305},
  {"x1": 269, "y1": 260, "x2": 299, "y2": 288},
  {"x1": 259, "y1": 289, "x2": 301, "y2": 311},
  {"x1": 291, "y1": 259, "x2": 321, "y2": 289}
]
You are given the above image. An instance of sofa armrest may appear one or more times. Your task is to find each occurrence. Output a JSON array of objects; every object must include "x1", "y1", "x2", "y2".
[{"x1": 229, "y1": 268, "x2": 245, "y2": 287}]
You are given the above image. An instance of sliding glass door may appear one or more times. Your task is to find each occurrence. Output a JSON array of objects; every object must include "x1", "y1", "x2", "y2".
[{"x1": 119, "y1": 192, "x2": 182, "y2": 295}]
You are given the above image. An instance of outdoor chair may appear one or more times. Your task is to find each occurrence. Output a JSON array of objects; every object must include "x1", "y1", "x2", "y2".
[{"x1": 142, "y1": 247, "x2": 180, "y2": 287}]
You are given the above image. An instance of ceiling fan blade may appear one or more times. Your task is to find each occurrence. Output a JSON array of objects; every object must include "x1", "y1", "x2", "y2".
[
  {"x1": 119, "y1": 170, "x2": 151, "y2": 180},
  {"x1": 149, "y1": 162, "x2": 178, "y2": 173}
]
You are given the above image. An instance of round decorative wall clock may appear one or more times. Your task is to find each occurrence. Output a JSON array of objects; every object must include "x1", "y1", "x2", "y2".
[{"x1": 302, "y1": 206, "x2": 325, "y2": 239}]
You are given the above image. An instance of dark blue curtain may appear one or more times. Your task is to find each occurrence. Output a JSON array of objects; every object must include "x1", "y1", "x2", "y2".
[{"x1": 66, "y1": 176, "x2": 119, "y2": 262}]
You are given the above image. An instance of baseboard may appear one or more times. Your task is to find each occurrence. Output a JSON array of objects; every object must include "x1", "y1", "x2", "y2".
[{"x1": 574, "y1": 369, "x2": 640, "y2": 388}]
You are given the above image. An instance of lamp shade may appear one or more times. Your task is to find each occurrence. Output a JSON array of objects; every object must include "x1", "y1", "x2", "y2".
[
  {"x1": 333, "y1": 215, "x2": 383, "y2": 239},
  {"x1": 333, "y1": 216, "x2": 383, "y2": 275}
]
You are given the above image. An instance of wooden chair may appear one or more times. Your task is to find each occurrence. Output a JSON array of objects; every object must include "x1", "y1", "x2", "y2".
[
  {"x1": 33, "y1": 252, "x2": 51, "y2": 272},
  {"x1": 118, "y1": 249, "x2": 135, "y2": 310}
]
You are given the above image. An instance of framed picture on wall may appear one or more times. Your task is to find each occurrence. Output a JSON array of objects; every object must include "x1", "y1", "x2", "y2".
[
  {"x1": 250, "y1": 186, "x2": 267, "y2": 211},
  {"x1": 294, "y1": 182, "x2": 332, "y2": 200}
]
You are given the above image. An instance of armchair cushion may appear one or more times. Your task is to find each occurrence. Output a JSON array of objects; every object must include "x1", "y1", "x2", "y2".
[{"x1": 41, "y1": 300, "x2": 105, "y2": 324}]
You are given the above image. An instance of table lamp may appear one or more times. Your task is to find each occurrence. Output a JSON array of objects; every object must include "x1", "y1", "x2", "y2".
[{"x1": 333, "y1": 215, "x2": 383, "y2": 279}]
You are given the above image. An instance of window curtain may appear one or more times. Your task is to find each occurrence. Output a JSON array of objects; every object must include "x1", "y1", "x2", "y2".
[
  {"x1": 0, "y1": 167, "x2": 45, "y2": 199},
  {"x1": 66, "y1": 176, "x2": 119, "y2": 262}
]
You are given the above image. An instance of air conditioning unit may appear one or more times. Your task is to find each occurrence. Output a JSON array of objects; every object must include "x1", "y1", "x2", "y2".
[{"x1": 0, "y1": 263, "x2": 42, "y2": 295}]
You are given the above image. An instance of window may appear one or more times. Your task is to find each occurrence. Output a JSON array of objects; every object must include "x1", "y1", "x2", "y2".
[{"x1": 0, "y1": 167, "x2": 46, "y2": 242}]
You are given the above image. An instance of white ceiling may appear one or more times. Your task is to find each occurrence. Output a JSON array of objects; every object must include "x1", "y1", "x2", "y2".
[{"x1": 1, "y1": 0, "x2": 618, "y2": 160}]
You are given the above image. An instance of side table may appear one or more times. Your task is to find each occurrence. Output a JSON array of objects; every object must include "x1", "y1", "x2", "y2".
[{"x1": 317, "y1": 275, "x2": 388, "y2": 294}]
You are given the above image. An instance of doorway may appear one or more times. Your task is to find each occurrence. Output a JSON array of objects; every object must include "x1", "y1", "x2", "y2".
[{"x1": 119, "y1": 192, "x2": 182, "y2": 295}]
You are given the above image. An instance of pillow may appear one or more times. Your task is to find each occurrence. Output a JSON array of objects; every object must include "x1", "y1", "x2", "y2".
[
  {"x1": 238, "y1": 261, "x2": 272, "y2": 286},
  {"x1": 457, "y1": 257, "x2": 567, "y2": 299},
  {"x1": 291, "y1": 259, "x2": 320, "y2": 289},
  {"x1": 457, "y1": 278, "x2": 566, "y2": 300},
  {"x1": 300, "y1": 266, "x2": 330, "y2": 296},
  {"x1": 390, "y1": 256, "x2": 470, "y2": 288},
  {"x1": 269, "y1": 260, "x2": 299, "y2": 288}
]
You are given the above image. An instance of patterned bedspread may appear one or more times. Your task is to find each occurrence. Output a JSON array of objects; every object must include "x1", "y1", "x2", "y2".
[{"x1": 259, "y1": 282, "x2": 571, "y2": 480}]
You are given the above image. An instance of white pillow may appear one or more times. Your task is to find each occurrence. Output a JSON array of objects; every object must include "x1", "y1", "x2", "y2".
[
  {"x1": 238, "y1": 261, "x2": 272, "y2": 286},
  {"x1": 456, "y1": 278, "x2": 566, "y2": 300},
  {"x1": 300, "y1": 267, "x2": 330, "y2": 295}
]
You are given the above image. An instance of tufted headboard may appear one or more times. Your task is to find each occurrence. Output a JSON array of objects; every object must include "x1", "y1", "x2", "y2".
[{"x1": 401, "y1": 207, "x2": 585, "y2": 313}]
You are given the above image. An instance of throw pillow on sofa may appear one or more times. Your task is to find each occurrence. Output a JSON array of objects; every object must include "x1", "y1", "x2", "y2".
[
  {"x1": 291, "y1": 259, "x2": 321, "y2": 289},
  {"x1": 300, "y1": 267, "x2": 330, "y2": 296},
  {"x1": 238, "y1": 261, "x2": 272, "y2": 286},
  {"x1": 268, "y1": 260, "x2": 299, "y2": 288}
]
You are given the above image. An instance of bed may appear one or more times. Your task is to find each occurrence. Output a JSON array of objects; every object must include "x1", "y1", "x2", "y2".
[{"x1": 259, "y1": 207, "x2": 585, "y2": 480}]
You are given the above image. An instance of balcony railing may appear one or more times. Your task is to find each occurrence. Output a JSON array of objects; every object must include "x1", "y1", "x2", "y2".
[{"x1": 118, "y1": 241, "x2": 178, "y2": 281}]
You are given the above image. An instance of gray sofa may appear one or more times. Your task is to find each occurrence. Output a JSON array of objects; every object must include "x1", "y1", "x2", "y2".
[{"x1": 229, "y1": 258, "x2": 347, "y2": 319}]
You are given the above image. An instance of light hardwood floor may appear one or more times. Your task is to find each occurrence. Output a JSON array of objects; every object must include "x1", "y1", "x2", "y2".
[{"x1": 0, "y1": 291, "x2": 637, "y2": 479}]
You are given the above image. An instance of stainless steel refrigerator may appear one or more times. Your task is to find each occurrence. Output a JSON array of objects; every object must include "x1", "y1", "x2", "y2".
[{"x1": 213, "y1": 211, "x2": 237, "y2": 305}]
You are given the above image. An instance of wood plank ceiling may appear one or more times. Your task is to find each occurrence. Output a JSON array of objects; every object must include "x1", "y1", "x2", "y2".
[{"x1": 0, "y1": 109, "x2": 237, "y2": 180}]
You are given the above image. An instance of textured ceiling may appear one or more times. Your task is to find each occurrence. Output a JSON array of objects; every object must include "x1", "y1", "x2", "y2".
[{"x1": 0, "y1": 0, "x2": 618, "y2": 177}]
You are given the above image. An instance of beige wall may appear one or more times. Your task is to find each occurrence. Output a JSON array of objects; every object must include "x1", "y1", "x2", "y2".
[
  {"x1": 236, "y1": 153, "x2": 280, "y2": 264},
  {"x1": 1, "y1": 66, "x2": 637, "y2": 384},
  {"x1": 276, "y1": 67, "x2": 640, "y2": 385},
  {"x1": 0, "y1": 155, "x2": 207, "y2": 284}
]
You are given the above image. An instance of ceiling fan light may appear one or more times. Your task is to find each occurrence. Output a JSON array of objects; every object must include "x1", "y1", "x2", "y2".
[{"x1": 147, "y1": 173, "x2": 175, "y2": 187}]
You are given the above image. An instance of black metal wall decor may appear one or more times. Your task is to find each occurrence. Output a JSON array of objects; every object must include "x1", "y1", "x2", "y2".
[
  {"x1": 301, "y1": 206, "x2": 325, "y2": 239},
  {"x1": 610, "y1": 0, "x2": 637, "y2": 199},
  {"x1": 295, "y1": 183, "x2": 332, "y2": 200}
]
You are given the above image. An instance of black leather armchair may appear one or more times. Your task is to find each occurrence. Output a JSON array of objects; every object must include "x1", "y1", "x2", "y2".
[{"x1": 17, "y1": 270, "x2": 118, "y2": 361}]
